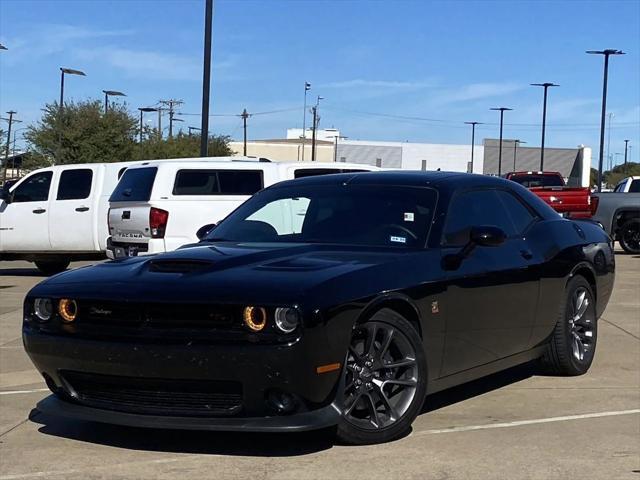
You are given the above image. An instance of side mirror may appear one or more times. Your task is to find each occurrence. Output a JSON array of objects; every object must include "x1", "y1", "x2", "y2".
[
  {"x1": 196, "y1": 223, "x2": 217, "y2": 241},
  {"x1": 443, "y1": 225, "x2": 506, "y2": 271},
  {"x1": 469, "y1": 225, "x2": 506, "y2": 247}
]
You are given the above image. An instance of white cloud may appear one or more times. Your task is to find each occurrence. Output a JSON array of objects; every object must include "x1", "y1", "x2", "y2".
[{"x1": 435, "y1": 82, "x2": 525, "y2": 104}]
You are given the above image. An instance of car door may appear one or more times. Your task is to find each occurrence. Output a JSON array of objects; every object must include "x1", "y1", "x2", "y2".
[
  {"x1": 440, "y1": 188, "x2": 540, "y2": 376},
  {"x1": 49, "y1": 167, "x2": 96, "y2": 251},
  {"x1": 0, "y1": 170, "x2": 53, "y2": 251}
]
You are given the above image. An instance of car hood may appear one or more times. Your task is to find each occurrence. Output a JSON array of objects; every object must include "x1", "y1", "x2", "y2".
[{"x1": 29, "y1": 242, "x2": 410, "y2": 305}]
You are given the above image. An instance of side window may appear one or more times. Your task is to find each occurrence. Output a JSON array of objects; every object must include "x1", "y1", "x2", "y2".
[
  {"x1": 57, "y1": 169, "x2": 93, "y2": 200},
  {"x1": 443, "y1": 189, "x2": 516, "y2": 246},
  {"x1": 11, "y1": 172, "x2": 53, "y2": 203},
  {"x1": 118, "y1": 167, "x2": 127, "y2": 179},
  {"x1": 629, "y1": 180, "x2": 640, "y2": 193},
  {"x1": 247, "y1": 197, "x2": 311, "y2": 235},
  {"x1": 173, "y1": 170, "x2": 263, "y2": 195},
  {"x1": 614, "y1": 182, "x2": 625, "y2": 193},
  {"x1": 495, "y1": 190, "x2": 537, "y2": 234}
]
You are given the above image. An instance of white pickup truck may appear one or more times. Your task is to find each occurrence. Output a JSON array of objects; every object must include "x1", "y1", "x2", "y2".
[{"x1": 0, "y1": 162, "x2": 137, "y2": 274}]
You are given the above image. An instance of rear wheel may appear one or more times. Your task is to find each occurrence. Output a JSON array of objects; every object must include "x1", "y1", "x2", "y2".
[
  {"x1": 336, "y1": 309, "x2": 427, "y2": 445},
  {"x1": 618, "y1": 218, "x2": 640, "y2": 254},
  {"x1": 35, "y1": 259, "x2": 70, "y2": 276},
  {"x1": 540, "y1": 276, "x2": 597, "y2": 376}
]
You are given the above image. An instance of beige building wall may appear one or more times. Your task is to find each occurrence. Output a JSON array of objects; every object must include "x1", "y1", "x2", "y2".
[{"x1": 229, "y1": 141, "x2": 335, "y2": 163}]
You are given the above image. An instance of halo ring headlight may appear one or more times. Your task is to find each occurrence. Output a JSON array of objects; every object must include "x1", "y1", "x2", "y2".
[
  {"x1": 274, "y1": 307, "x2": 300, "y2": 333},
  {"x1": 243, "y1": 306, "x2": 267, "y2": 331},
  {"x1": 58, "y1": 299, "x2": 78, "y2": 323},
  {"x1": 34, "y1": 298, "x2": 53, "y2": 322}
]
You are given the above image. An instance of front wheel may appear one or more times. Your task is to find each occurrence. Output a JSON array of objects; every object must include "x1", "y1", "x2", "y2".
[
  {"x1": 336, "y1": 309, "x2": 427, "y2": 445},
  {"x1": 618, "y1": 218, "x2": 640, "y2": 254},
  {"x1": 540, "y1": 275, "x2": 597, "y2": 376}
]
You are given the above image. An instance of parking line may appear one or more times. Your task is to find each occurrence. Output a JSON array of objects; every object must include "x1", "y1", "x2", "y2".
[
  {"x1": 0, "y1": 388, "x2": 48, "y2": 396},
  {"x1": 413, "y1": 409, "x2": 640, "y2": 436}
]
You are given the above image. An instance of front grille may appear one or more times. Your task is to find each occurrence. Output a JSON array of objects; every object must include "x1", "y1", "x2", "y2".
[{"x1": 61, "y1": 371, "x2": 243, "y2": 417}]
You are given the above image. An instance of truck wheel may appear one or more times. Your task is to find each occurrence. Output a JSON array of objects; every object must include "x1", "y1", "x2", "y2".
[
  {"x1": 540, "y1": 275, "x2": 597, "y2": 376},
  {"x1": 618, "y1": 218, "x2": 640, "y2": 254},
  {"x1": 35, "y1": 260, "x2": 70, "y2": 276},
  {"x1": 336, "y1": 309, "x2": 427, "y2": 445}
]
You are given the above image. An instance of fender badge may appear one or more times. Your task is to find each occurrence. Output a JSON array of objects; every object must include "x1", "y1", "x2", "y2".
[{"x1": 431, "y1": 301, "x2": 439, "y2": 314}]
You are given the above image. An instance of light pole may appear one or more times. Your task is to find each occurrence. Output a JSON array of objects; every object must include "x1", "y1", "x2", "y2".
[
  {"x1": 531, "y1": 82, "x2": 559, "y2": 171},
  {"x1": 301, "y1": 82, "x2": 311, "y2": 161},
  {"x1": 490, "y1": 107, "x2": 512, "y2": 176},
  {"x1": 624, "y1": 139, "x2": 630, "y2": 171},
  {"x1": 513, "y1": 140, "x2": 526, "y2": 172},
  {"x1": 200, "y1": 0, "x2": 214, "y2": 157},
  {"x1": 102, "y1": 90, "x2": 126, "y2": 113},
  {"x1": 58, "y1": 67, "x2": 86, "y2": 163},
  {"x1": 138, "y1": 107, "x2": 158, "y2": 143},
  {"x1": 311, "y1": 96, "x2": 324, "y2": 162},
  {"x1": 606, "y1": 112, "x2": 614, "y2": 171},
  {"x1": 587, "y1": 49, "x2": 625, "y2": 192},
  {"x1": 188, "y1": 126, "x2": 201, "y2": 137},
  {"x1": 464, "y1": 121, "x2": 482, "y2": 173},
  {"x1": 332, "y1": 135, "x2": 347, "y2": 162}
]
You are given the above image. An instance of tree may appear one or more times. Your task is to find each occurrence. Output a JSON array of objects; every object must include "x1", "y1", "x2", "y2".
[
  {"x1": 24, "y1": 100, "x2": 138, "y2": 165},
  {"x1": 604, "y1": 162, "x2": 640, "y2": 188},
  {"x1": 133, "y1": 131, "x2": 233, "y2": 160}
]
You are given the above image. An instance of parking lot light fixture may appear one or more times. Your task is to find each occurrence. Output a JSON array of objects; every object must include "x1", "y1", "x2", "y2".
[
  {"x1": 138, "y1": 107, "x2": 158, "y2": 142},
  {"x1": 464, "y1": 121, "x2": 483, "y2": 173},
  {"x1": 58, "y1": 67, "x2": 86, "y2": 163},
  {"x1": 102, "y1": 90, "x2": 126, "y2": 113},
  {"x1": 531, "y1": 83, "x2": 559, "y2": 171},
  {"x1": 490, "y1": 107, "x2": 512, "y2": 176},
  {"x1": 586, "y1": 49, "x2": 625, "y2": 192}
]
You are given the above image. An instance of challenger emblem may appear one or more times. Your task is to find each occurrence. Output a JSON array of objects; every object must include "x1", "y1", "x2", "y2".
[
  {"x1": 89, "y1": 307, "x2": 112, "y2": 316},
  {"x1": 431, "y1": 301, "x2": 439, "y2": 314}
]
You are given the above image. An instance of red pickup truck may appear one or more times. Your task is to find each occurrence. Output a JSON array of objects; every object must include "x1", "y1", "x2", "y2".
[{"x1": 505, "y1": 171, "x2": 595, "y2": 219}]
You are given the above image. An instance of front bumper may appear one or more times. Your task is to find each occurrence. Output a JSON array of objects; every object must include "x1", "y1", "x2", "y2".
[{"x1": 23, "y1": 326, "x2": 346, "y2": 432}]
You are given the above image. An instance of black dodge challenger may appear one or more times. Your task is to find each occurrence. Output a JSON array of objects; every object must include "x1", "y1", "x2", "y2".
[{"x1": 23, "y1": 171, "x2": 615, "y2": 445}]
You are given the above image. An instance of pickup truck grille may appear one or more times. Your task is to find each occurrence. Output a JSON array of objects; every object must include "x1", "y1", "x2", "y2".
[{"x1": 61, "y1": 371, "x2": 243, "y2": 417}]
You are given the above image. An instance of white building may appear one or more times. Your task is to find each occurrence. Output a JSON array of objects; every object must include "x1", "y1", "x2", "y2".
[{"x1": 286, "y1": 128, "x2": 341, "y2": 142}]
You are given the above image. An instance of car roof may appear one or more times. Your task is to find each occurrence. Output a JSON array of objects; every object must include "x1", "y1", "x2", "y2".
[
  {"x1": 271, "y1": 170, "x2": 508, "y2": 189},
  {"x1": 124, "y1": 159, "x2": 378, "y2": 171}
]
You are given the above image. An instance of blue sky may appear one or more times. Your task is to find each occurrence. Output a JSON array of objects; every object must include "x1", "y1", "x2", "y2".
[{"x1": 1, "y1": 0, "x2": 639, "y2": 166}]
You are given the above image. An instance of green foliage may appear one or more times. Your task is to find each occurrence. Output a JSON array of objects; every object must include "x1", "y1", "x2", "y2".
[
  {"x1": 24, "y1": 100, "x2": 138, "y2": 164},
  {"x1": 604, "y1": 162, "x2": 640, "y2": 187},
  {"x1": 133, "y1": 132, "x2": 233, "y2": 161},
  {"x1": 23, "y1": 100, "x2": 233, "y2": 168}
]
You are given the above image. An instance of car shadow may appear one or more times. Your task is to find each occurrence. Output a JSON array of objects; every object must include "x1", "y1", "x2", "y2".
[
  {"x1": 30, "y1": 363, "x2": 537, "y2": 455},
  {"x1": 421, "y1": 361, "x2": 537, "y2": 413},
  {"x1": 0, "y1": 267, "x2": 48, "y2": 277}
]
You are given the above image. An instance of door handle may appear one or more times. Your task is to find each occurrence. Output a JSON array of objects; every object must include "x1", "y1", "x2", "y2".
[
  {"x1": 520, "y1": 249, "x2": 533, "y2": 260},
  {"x1": 75, "y1": 207, "x2": 90, "y2": 212},
  {"x1": 32, "y1": 208, "x2": 46, "y2": 214}
]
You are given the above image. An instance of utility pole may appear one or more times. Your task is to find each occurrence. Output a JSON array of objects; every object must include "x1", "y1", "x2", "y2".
[
  {"x1": 310, "y1": 106, "x2": 318, "y2": 162},
  {"x1": 624, "y1": 139, "x2": 630, "y2": 171},
  {"x1": 200, "y1": 0, "x2": 214, "y2": 157},
  {"x1": 2, "y1": 111, "x2": 17, "y2": 182},
  {"x1": 157, "y1": 107, "x2": 163, "y2": 139},
  {"x1": 241, "y1": 109, "x2": 250, "y2": 156},
  {"x1": 464, "y1": 121, "x2": 482, "y2": 173},
  {"x1": 587, "y1": 49, "x2": 625, "y2": 192},
  {"x1": 159, "y1": 99, "x2": 183, "y2": 138}
]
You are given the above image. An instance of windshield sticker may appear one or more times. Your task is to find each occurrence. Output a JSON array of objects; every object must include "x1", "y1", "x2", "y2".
[
  {"x1": 404, "y1": 212, "x2": 415, "y2": 222},
  {"x1": 390, "y1": 236, "x2": 406, "y2": 244}
]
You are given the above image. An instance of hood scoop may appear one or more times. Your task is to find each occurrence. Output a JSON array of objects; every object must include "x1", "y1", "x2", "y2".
[{"x1": 147, "y1": 259, "x2": 214, "y2": 274}]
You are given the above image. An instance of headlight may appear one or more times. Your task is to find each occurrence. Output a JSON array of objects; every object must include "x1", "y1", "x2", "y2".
[
  {"x1": 58, "y1": 299, "x2": 78, "y2": 323},
  {"x1": 243, "y1": 306, "x2": 267, "y2": 331},
  {"x1": 34, "y1": 298, "x2": 53, "y2": 322},
  {"x1": 274, "y1": 307, "x2": 300, "y2": 333}
]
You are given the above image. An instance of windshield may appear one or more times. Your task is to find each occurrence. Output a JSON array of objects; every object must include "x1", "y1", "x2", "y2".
[
  {"x1": 509, "y1": 174, "x2": 564, "y2": 188},
  {"x1": 206, "y1": 184, "x2": 437, "y2": 248}
]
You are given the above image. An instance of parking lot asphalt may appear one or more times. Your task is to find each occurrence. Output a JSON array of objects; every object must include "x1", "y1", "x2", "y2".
[{"x1": 0, "y1": 253, "x2": 638, "y2": 480}]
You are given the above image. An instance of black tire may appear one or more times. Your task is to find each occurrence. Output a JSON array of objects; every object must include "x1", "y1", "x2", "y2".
[
  {"x1": 618, "y1": 218, "x2": 640, "y2": 254},
  {"x1": 540, "y1": 276, "x2": 597, "y2": 376},
  {"x1": 336, "y1": 308, "x2": 427, "y2": 445},
  {"x1": 35, "y1": 259, "x2": 70, "y2": 276}
]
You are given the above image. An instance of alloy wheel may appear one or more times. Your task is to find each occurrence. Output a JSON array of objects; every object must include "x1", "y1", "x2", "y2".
[
  {"x1": 568, "y1": 287, "x2": 595, "y2": 362},
  {"x1": 343, "y1": 321, "x2": 418, "y2": 430}
]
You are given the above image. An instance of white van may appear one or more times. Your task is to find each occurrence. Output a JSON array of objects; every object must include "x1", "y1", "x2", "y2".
[
  {"x1": 0, "y1": 162, "x2": 139, "y2": 274},
  {"x1": 106, "y1": 160, "x2": 378, "y2": 258}
]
